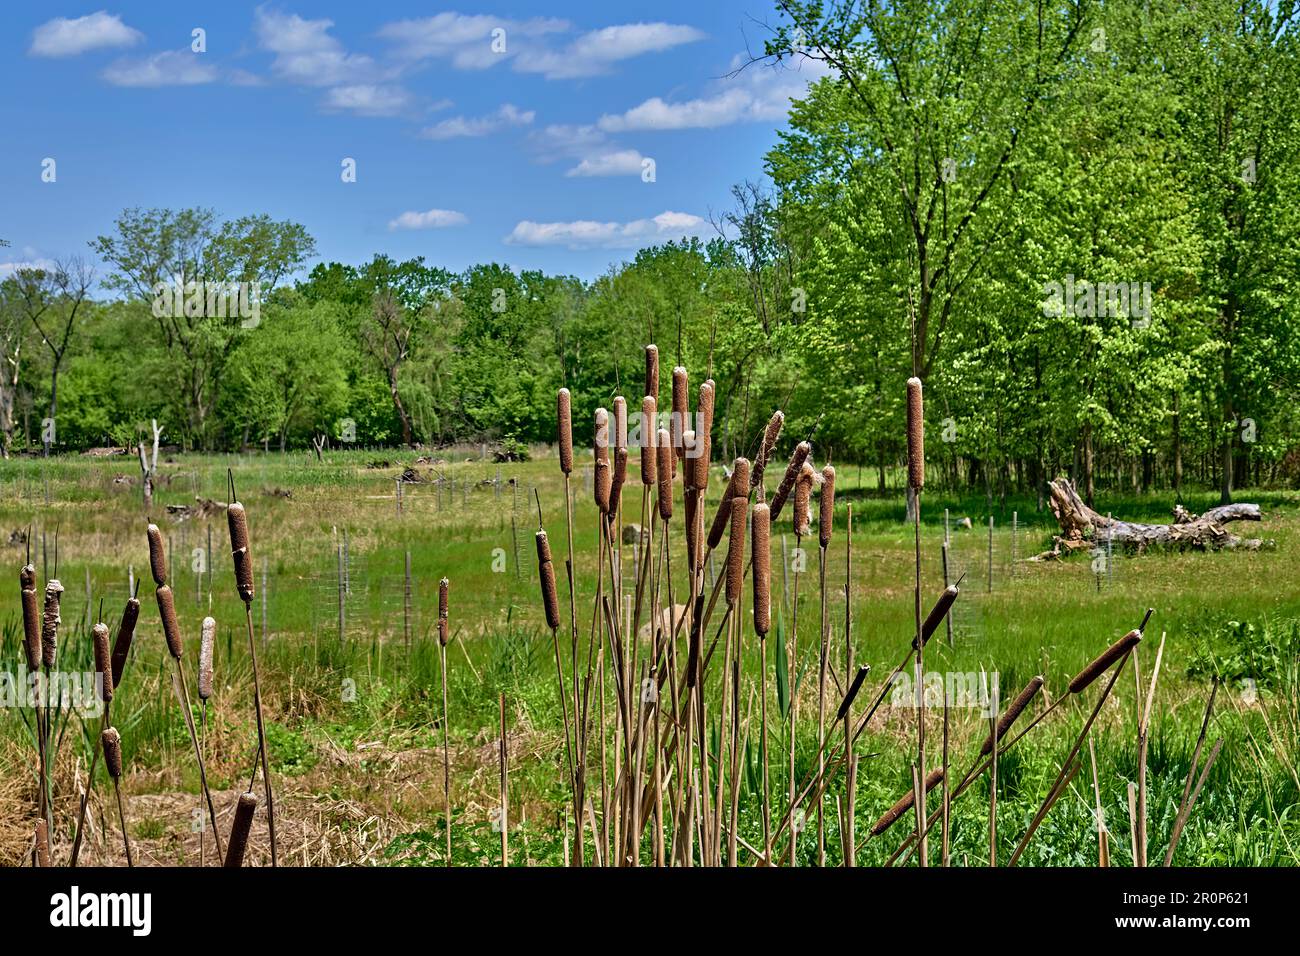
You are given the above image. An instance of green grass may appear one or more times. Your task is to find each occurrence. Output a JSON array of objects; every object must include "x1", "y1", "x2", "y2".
[{"x1": 2, "y1": 447, "x2": 1297, "y2": 866}]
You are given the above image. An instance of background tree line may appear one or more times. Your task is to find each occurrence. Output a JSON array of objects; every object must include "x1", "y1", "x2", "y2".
[{"x1": 2, "y1": 0, "x2": 1298, "y2": 507}]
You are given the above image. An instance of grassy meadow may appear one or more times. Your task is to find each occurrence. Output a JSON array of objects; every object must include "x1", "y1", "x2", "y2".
[{"x1": 2, "y1": 447, "x2": 1298, "y2": 866}]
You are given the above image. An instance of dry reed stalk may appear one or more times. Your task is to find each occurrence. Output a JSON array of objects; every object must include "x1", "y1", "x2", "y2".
[
  {"x1": 1136, "y1": 633, "x2": 1166, "y2": 866},
  {"x1": 645, "y1": 344, "x2": 659, "y2": 400},
  {"x1": 640, "y1": 396, "x2": 657, "y2": 485},
  {"x1": 499, "y1": 693, "x2": 509, "y2": 867},
  {"x1": 34, "y1": 819, "x2": 50, "y2": 867},
  {"x1": 102, "y1": 727, "x2": 132, "y2": 866},
  {"x1": 941, "y1": 688, "x2": 950, "y2": 866},
  {"x1": 228, "y1": 496, "x2": 275, "y2": 865},
  {"x1": 816, "y1": 468, "x2": 834, "y2": 866},
  {"x1": 224, "y1": 792, "x2": 257, "y2": 867},
  {"x1": 989, "y1": 705, "x2": 998, "y2": 865},
  {"x1": 1165, "y1": 681, "x2": 1219, "y2": 865},
  {"x1": 750, "y1": 411, "x2": 785, "y2": 492},
  {"x1": 1164, "y1": 737, "x2": 1223, "y2": 866},
  {"x1": 1089, "y1": 733, "x2": 1109, "y2": 866},
  {"x1": 147, "y1": 523, "x2": 167, "y2": 586},
  {"x1": 906, "y1": 377, "x2": 926, "y2": 866},
  {"x1": 871, "y1": 768, "x2": 944, "y2": 836},
  {"x1": 768, "y1": 441, "x2": 811, "y2": 523},
  {"x1": 437, "y1": 577, "x2": 452, "y2": 865},
  {"x1": 751, "y1": 502, "x2": 772, "y2": 860}
]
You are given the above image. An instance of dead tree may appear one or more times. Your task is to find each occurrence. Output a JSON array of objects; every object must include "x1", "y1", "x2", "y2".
[
  {"x1": 1031, "y1": 478, "x2": 1267, "y2": 559},
  {"x1": 138, "y1": 419, "x2": 162, "y2": 511}
]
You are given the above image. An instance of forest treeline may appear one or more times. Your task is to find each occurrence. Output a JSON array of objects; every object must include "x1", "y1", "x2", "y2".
[{"x1": 2, "y1": 0, "x2": 1298, "y2": 505}]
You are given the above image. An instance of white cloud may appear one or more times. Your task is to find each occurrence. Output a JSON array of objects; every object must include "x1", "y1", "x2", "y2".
[
  {"x1": 102, "y1": 50, "x2": 218, "y2": 87},
  {"x1": 421, "y1": 103, "x2": 534, "y2": 140},
  {"x1": 598, "y1": 58, "x2": 830, "y2": 131},
  {"x1": 323, "y1": 84, "x2": 414, "y2": 117},
  {"x1": 253, "y1": 7, "x2": 380, "y2": 86},
  {"x1": 505, "y1": 211, "x2": 707, "y2": 250},
  {"x1": 378, "y1": 14, "x2": 569, "y2": 70},
  {"x1": 565, "y1": 149, "x2": 648, "y2": 178},
  {"x1": 388, "y1": 209, "x2": 469, "y2": 231},
  {"x1": 30, "y1": 12, "x2": 142, "y2": 57},
  {"x1": 515, "y1": 22, "x2": 706, "y2": 79}
]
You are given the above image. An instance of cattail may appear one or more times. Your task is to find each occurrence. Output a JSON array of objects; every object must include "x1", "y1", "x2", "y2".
[
  {"x1": 871, "y1": 768, "x2": 944, "y2": 836},
  {"x1": 750, "y1": 411, "x2": 785, "y2": 490},
  {"x1": 147, "y1": 523, "x2": 167, "y2": 586},
  {"x1": 610, "y1": 446, "x2": 629, "y2": 517},
  {"x1": 671, "y1": 367, "x2": 688, "y2": 467},
  {"x1": 695, "y1": 380, "x2": 715, "y2": 492},
  {"x1": 707, "y1": 458, "x2": 751, "y2": 550},
  {"x1": 685, "y1": 484, "x2": 701, "y2": 572},
  {"x1": 594, "y1": 460, "x2": 612, "y2": 515},
  {"x1": 438, "y1": 578, "x2": 450, "y2": 646},
  {"x1": 645, "y1": 344, "x2": 659, "y2": 400},
  {"x1": 914, "y1": 584, "x2": 960, "y2": 649},
  {"x1": 725, "y1": 497, "x2": 748, "y2": 606},
  {"x1": 92, "y1": 622, "x2": 112, "y2": 703},
  {"x1": 34, "y1": 819, "x2": 50, "y2": 867},
  {"x1": 979, "y1": 676, "x2": 1044, "y2": 755},
  {"x1": 21, "y1": 584, "x2": 40, "y2": 672},
  {"x1": 906, "y1": 376, "x2": 924, "y2": 491},
  {"x1": 613, "y1": 396, "x2": 628, "y2": 452},
  {"x1": 110, "y1": 597, "x2": 140, "y2": 691},
  {"x1": 594, "y1": 408, "x2": 611, "y2": 513},
  {"x1": 557, "y1": 388, "x2": 574, "y2": 475},
  {"x1": 793, "y1": 461, "x2": 814, "y2": 536},
  {"x1": 594, "y1": 407, "x2": 610, "y2": 465},
  {"x1": 536, "y1": 531, "x2": 560, "y2": 630},
  {"x1": 156, "y1": 585, "x2": 183, "y2": 659},
  {"x1": 769, "y1": 441, "x2": 812, "y2": 523},
  {"x1": 227, "y1": 502, "x2": 255, "y2": 603},
  {"x1": 1069, "y1": 630, "x2": 1142, "y2": 694},
  {"x1": 41, "y1": 580, "x2": 63, "y2": 668},
  {"x1": 198, "y1": 616, "x2": 216, "y2": 700},
  {"x1": 836, "y1": 664, "x2": 871, "y2": 721},
  {"x1": 656, "y1": 429, "x2": 673, "y2": 521},
  {"x1": 102, "y1": 726, "x2": 123, "y2": 779},
  {"x1": 20, "y1": 564, "x2": 35, "y2": 590},
  {"x1": 819, "y1": 465, "x2": 836, "y2": 549},
  {"x1": 639, "y1": 396, "x2": 657, "y2": 485},
  {"x1": 752, "y1": 503, "x2": 771, "y2": 637},
  {"x1": 682, "y1": 430, "x2": 698, "y2": 492},
  {"x1": 224, "y1": 792, "x2": 258, "y2": 868}
]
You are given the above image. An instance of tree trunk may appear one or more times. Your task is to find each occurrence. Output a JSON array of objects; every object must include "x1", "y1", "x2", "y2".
[{"x1": 389, "y1": 368, "x2": 413, "y2": 448}]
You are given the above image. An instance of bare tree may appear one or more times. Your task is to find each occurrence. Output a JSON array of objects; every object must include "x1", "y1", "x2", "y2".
[
  {"x1": 138, "y1": 418, "x2": 162, "y2": 511},
  {"x1": 0, "y1": 284, "x2": 23, "y2": 459},
  {"x1": 13, "y1": 259, "x2": 94, "y2": 451}
]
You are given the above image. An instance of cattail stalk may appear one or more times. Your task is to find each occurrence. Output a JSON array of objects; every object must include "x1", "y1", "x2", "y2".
[
  {"x1": 815, "y1": 467, "x2": 834, "y2": 866},
  {"x1": 34, "y1": 819, "x2": 50, "y2": 867},
  {"x1": 751, "y1": 502, "x2": 772, "y2": 860},
  {"x1": 905, "y1": 376, "x2": 927, "y2": 866},
  {"x1": 438, "y1": 577, "x2": 452, "y2": 865},
  {"x1": 102, "y1": 727, "x2": 132, "y2": 866}
]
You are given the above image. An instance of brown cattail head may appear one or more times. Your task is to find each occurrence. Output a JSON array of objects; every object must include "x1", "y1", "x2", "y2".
[
  {"x1": 914, "y1": 584, "x2": 960, "y2": 649},
  {"x1": 198, "y1": 616, "x2": 216, "y2": 700},
  {"x1": 819, "y1": 465, "x2": 836, "y2": 549},
  {"x1": 536, "y1": 532, "x2": 560, "y2": 631},
  {"x1": 438, "y1": 578, "x2": 450, "y2": 646},
  {"x1": 1069, "y1": 629, "x2": 1142, "y2": 694},
  {"x1": 870, "y1": 768, "x2": 945, "y2": 836},
  {"x1": 21, "y1": 586, "x2": 40, "y2": 672},
  {"x1": 769, "y1": 441, "x2": 812, "y2": 523},
  {"x1": 681, "y1": 430, "x2": 698, "y2": 492},
  {"x1": 92, "y1": 622, "x2": 112, "y2": 703},
  {"x1": 725, "y1": 497, "x2": 748, "y2": 606},
  {"x1": 610, "y1": 446, "x2": 629, "y2": 518},
  {"x1": 906, "y1": 376, "x2": 924, "y2": 491},
  {"x1": 695, "y1": 380, "x2": 715, "y2": 491},
  {"x1": 639, "y1": 396, "x2": 657, "y2": 485},
  {"x1": 41, "y1": 580, "x2": 63, "y2": 668},
  {"x1": 751, "y1": 411, "x2": 785, "y2": 490},
  {"x1": 227, "y1": 502, "x2": 255, "y2": 603},
  {"x1": 793, "y1": 461, "x2": 815, "y2": 536},
  {"x1": 110, "y1": 597, "x2": 140, "y2": 691},
  {"x1": 156, "y1": 585, "x2": 183, "y2": 659},
  {"x1": 707, "y1": 457, "x2": 751, "y2": 551},
  {"x1": 656, "y1": 429, "x2": 674, "y2": 521},
  {"x1": 593, "y1": 407, "x2": 610, "y2": 465},
  {"x1": 34, "y1": 819, "x2": 50, "y2": 868},
  {"x1": 557, "y1": 388, "x2": 574, "y2": 475},
  {"x1": 102, "y1": 727, "x2": 123, "y2": 779},
  {"x1": 147, "y1": 523, "x2": 167, "y2": 586},
  {"x1": 751, "y1": 503, "x2": 771, "y2": 637},
  {"x1": 594, "y1": 460, "x2": 612, "y2": 514},
  {"x1": 20, "y1": 563, "x2": 35, "y2": 590},
  {"x1": 671, "y1": 367, "x2": 688, "y2": 464},
  {"x1": 980, "y1": 676, "x2": 1044, "y2": 755},
  {"x1": 645, "y1": 344, "x2": 659, "y2": 400},
  {"x1": 613, "y1": 396, "x2": 628, "y2": 452},
  {"x1": 224, "y1": 792, "x2": 258, "y2": 868},
  {"x1": 684, "y1": 486, "x2": 701, "y2": 572}
]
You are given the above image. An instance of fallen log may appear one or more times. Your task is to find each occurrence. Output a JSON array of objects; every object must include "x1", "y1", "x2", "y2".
[{"x1": 1031, "y1": 478, "x2": 1269, "y2": 559}]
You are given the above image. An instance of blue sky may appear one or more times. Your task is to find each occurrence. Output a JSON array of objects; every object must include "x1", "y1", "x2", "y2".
[{"x1": 0, "y1": 3, "x2": 826, "y2": 284}]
